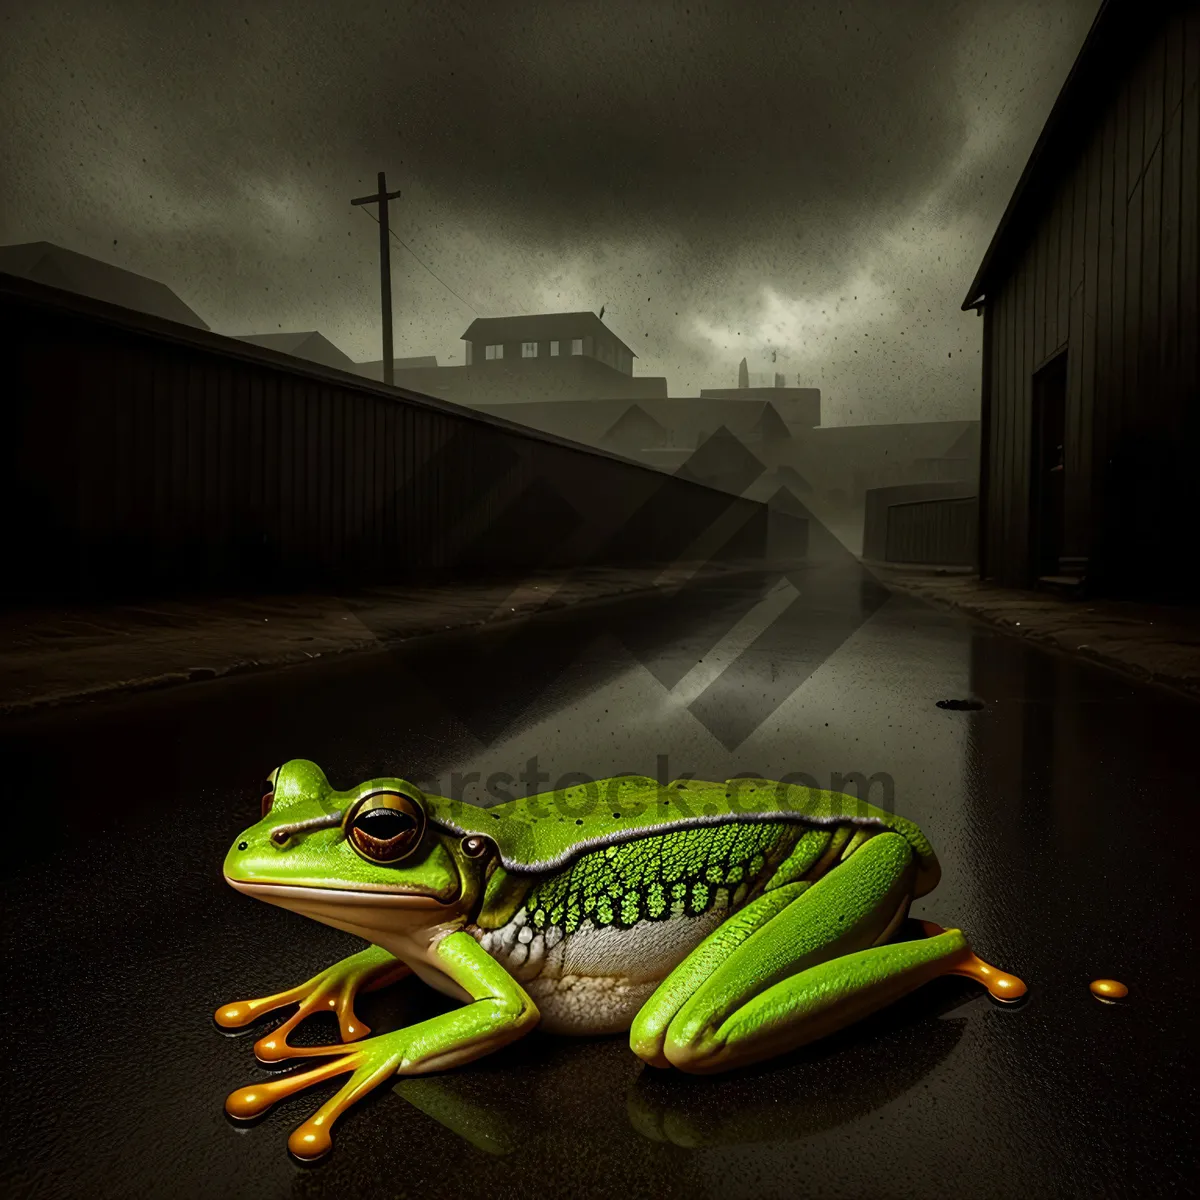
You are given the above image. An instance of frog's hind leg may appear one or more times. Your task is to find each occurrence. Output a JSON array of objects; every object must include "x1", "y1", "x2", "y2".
[
  {"x1": 630, "y1": 832, "x2": 1024, "y2": 1074},
  {"x1": 214, "y1": 945, "x2": 410, "y2": 1062}
]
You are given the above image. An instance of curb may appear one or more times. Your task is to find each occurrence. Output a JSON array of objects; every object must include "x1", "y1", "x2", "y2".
[
  {"x1": 0, "y1": 567, "x2": 763, "y2": 719},
  {"x1": 884, "y1": 577, "x2": 1200, "y2": 704}
]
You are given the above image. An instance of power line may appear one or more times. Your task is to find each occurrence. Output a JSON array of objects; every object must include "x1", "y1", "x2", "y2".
[
  {"x1": 355, "y1": 207, "x2": 649, "y2": 352},
  {"x1": 350, "y1": 172, "x2": 402, "y2": 384},
  {"x1": 355, "y1": 206, "x2": 480, "y2": 317}
]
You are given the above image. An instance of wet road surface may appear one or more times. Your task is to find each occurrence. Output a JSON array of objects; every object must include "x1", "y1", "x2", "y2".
[{"x1": 2, "y1": 564, "x2": 1196, "y2": 1199}]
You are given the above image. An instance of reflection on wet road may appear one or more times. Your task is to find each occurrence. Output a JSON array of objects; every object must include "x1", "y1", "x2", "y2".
[{"x1": 1, "y1": 565, "x2": 1195, "y2": 1198}]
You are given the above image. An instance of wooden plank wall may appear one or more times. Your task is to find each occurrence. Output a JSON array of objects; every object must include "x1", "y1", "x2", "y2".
[
  {"x1": 862, "y1": 481, "x2": 977, "y2": 561},
  {"x1": 1, "y1": 294, "x2": 766, "y2": 605},
  {"x1": 884, "y1": 497, "x2": 978, "y2": 566},
  {"x1": 982, "y1": 6, "x2": 1199, "y2": 594}
]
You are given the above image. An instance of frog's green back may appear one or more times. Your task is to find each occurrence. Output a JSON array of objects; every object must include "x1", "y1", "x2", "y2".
[{"x1": 426, "y1": 776, "x2": 939, "y2": 894}]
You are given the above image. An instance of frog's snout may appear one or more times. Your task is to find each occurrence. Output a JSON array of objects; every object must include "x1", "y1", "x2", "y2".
[{"x1": 223, "y1": 826, "x2": 280, "y2": 888}]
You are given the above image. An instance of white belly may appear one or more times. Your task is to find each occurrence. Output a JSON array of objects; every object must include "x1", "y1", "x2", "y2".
[{"x1": 471, "y1": 902, "x2": 729, "y2": 1035}]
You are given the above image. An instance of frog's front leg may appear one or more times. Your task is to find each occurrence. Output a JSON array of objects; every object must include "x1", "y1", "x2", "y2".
[
  {"x1": 630, "y1": 832, "x2": 1025, "y2": 1073},
  {"x1": 214, "y1": 945, "x2": 410, "y2": 1062},
  {"x1": 225, "y1": 931, "x2": 538, "y2": 1160}
]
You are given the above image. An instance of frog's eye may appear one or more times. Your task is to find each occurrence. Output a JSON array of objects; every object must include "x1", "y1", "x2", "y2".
[
  {"x1": 261, "y1": 772, "x2": 278, "y2": 819},
  {"x1": 346, "y1": 792, "x2": 426, "y2": 864}
]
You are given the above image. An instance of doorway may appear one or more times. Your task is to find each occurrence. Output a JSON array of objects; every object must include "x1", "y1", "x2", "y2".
[{"x1": 1030, "y1": 352, "x2": 1067, "y2": 580}]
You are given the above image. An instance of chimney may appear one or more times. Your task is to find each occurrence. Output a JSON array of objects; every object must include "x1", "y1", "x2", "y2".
[{"x1": 738, "y1": 357, "x2": 749, "y2": 389}]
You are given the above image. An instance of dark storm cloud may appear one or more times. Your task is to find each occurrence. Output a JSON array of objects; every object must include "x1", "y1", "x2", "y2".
[
  {"x1": 330, "y1": 1, "x2": 978, "y2": 248},
  {"x1": 5, "y1": 1, "x2": 975, "y2": 270},
  {"x1": 1, "y1": 0, "x2": 1101, "y2": 417}
]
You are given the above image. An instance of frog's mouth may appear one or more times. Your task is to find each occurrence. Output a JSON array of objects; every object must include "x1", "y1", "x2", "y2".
[{"x1": 225, "y1": 879, "x2": 453, "y2": 942}]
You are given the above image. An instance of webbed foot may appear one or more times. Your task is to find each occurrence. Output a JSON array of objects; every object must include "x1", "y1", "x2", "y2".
[
  {"x1": 214, "y1": 945, "x2": 409, "y2": 1062},
  {"x1": 226, "y1": 1031, "x2": 409, "y2": 1160},
  {"x1": 224, "y1": 932, "x2": 538, "y2": 1161}
]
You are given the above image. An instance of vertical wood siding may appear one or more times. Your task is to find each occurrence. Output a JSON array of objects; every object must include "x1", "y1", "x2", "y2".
[
  {"x1": 981, "y1": 7, "x2": 1199, "y2": 595},
  {"x1": 1, "y1": 290, "x2": 767, "y2": 605},
  {"x1": 884, "y1": 497, "x2": 978, "y2": 566}
]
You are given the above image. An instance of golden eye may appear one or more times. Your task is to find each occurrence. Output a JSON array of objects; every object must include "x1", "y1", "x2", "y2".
[{"x1": 346, "y1": 792, "x2": 426, "y2": 864}]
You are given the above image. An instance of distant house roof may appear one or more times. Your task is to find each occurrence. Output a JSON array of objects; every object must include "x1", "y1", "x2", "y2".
[
  {"x1": 773, "y1": 464, "x2": 814, "y2": 495},
  {"x1": 809, "y1": 420, "x2": 979, "y2": 455},
  {"x1": 962, "y1": 0, "x2": 1153, "y2": 309},
  {"x1": 600, "y1": 404, "x2": 670, "y2": 450},
  {"x1": 234, "y1": 331, "x2": 356, "y2": 371},
  {"x1": 461, "y1": 312, "x2": 637, "y2": 358},
  {"x1": 644, "y1": 399, "x2": 793, "y2": 444},
  {"x1": 353, "y1": 355, "x2": 440, "y2": 378},
  {"x1": 467, "y1": 397, "x2": 795, "y2": 448},
  {"x1": 0, "y1": 241, "x2": 209, "y2": 329},
  {"x1": 753, "y1": 402, "x2": 792, "y2": 442}
]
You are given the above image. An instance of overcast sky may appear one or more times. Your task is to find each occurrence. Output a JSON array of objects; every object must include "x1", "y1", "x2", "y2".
[{"x1": 2, "y1": 0, "x2": 1100, "y2": 424}]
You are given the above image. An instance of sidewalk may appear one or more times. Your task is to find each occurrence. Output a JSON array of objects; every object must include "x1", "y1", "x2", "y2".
[
  {"x1": 875, "y1": 566, "x2": 1200, "y2": 702},
  {"x1": 0, "y1": 562, "x2": 760, "y2": 717}
]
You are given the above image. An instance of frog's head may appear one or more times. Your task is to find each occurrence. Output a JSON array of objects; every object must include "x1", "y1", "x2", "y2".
[{"x1": 223, "y1": 760, "x2": 493, "y2": 946}]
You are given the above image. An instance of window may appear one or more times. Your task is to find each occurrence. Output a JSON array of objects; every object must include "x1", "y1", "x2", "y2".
[
  {"x1": 550, "y1": 340, "x2": 560, "y2": 356},
  {"x1": 485, "y1": 344, "x2": 504, "y2": 360},
  {"x1": 522, "y1": 342, "x2": 538, "y2": 358},
  {"x1": 570, "y1": 338, "x2": 583, "y2": 355}
]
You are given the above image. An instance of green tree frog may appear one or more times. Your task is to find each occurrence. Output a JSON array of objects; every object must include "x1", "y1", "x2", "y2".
[{"x1": 217, "y1": 760, "x2": 1025, "y2": 1159}]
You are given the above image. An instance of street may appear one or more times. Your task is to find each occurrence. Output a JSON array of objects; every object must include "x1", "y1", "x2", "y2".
[{"x1": 2, "y1": 565, "x2": 1195, "y2": 1199}]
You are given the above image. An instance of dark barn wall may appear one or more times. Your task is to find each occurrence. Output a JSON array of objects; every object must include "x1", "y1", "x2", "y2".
[
  {"x1": 980, "y1": 5, "x2": 1199, "y2": 597},
  {"x1": 0, "y1": 278, "x2": 766, "y2": 606},
  {"x1": 884, "y1": 496, "x2": 978, "y2": 567},
  {"x1": 862, "y1": 481, "x2": 977, "y2": 562}
]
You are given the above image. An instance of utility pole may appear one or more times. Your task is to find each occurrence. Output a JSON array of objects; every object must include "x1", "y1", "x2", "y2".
[{"x1": 351, "y1": 171, "x2": 403, "y2": 385}]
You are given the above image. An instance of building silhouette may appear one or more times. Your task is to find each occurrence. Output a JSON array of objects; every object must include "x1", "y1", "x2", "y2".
[
  {"x1": 0, "y1": 241, "x2": 208, "y2": 329},
  {"x1": 461, "y1": 312, "x2": 635, "y2": 374},
  {"x1": 352, "y1": 355, "x2": 439, "y2": 381},
  {"x1": 966, "y1": 0, "x2": 1198, "y2": 600},
  {"x1": 233, "y1": 331, "x2": 358, "y2": 372},
  {"x1": 364, "y1": 310, "x2": 667, "y2": 405}
]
